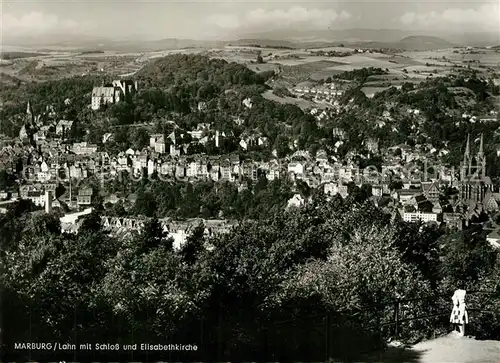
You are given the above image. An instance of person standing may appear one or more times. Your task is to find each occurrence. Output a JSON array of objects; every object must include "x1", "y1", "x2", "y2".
[{"x1": 450, "y1": 289, "x2": 468, "y2": 337}]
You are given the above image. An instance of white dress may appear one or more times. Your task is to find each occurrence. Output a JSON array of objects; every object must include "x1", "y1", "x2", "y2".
[{"x1": 450, "y1": 289, "x2": 468, "y2": 324}]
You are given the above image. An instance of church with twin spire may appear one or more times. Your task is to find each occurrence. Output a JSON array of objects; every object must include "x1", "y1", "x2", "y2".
[{"x1": 459, "y1": 133, "x2": 495, "y2": 208}]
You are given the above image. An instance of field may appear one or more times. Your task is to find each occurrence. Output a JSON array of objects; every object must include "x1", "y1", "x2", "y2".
[
  {"x1": 1, "y1": 52, "x2": 49, "y2": 60},
  {"x1": 262, "y1": 90, "x2": 316, "y2": 110},
  {"x1": 361, "y1": 86, "x2": 392, "y2": 98},
  {"x1": 0, "y1": 47, "x2": 204, "y2": 82},
  {"x1": 1, "y1": 43, "x2": 498, "y2": 99}
]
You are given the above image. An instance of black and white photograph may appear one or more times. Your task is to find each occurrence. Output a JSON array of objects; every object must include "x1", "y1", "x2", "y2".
[{"x1": 1, "y1": 0, "x2": 499, "y2": 362}]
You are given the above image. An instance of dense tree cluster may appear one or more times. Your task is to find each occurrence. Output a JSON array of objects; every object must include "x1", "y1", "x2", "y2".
[
  {"x1": 103, "y1": 173, "x2": 295, "y2": 220},
  {"x1": 1, "y1": 195, "x2": 499, "y2": 361},
  {"x1": 333, "y1": 67, "x2": 388, "y2": 84}
]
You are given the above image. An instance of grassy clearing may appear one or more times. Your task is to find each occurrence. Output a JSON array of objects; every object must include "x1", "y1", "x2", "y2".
[{"x1": 262, "y1": 89, "x2": 315, "y2": 110}]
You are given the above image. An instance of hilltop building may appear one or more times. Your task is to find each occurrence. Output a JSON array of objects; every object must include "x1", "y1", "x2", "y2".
[{"x1": 91, "y1": 80, "x2": 138, "y2": 110}]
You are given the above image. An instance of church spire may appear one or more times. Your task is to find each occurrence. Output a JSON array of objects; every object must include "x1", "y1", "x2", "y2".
[
  {"x1": 26, "y1": 101, "x2": 33, "y2": 115},
  {"x1": 478, "y1": 133, "x2": 484, "y2": 157},
  {"x1": 461, "y1": 134, "x2": 473, "y2": 181},
  {"x1": 464, "y1": 134, "x2": 471, "y2": 160},
  {"x1": 477, "y1": 133, "x2": 486, "y2": 178}
]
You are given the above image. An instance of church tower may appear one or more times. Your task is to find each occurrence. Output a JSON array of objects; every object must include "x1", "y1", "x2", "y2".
[
  {"x1": 19, "y1": 101, "x2": 34, "y2": 141},
  {"x1": 461, "y1": 134, "x2": 473, "y2": 181},
  {"x1": 476, "y1": 133, "x2": 486, "y2": 178},
  {"x1": 26, "y1": 101, "x2": 34, "y2": 123}
]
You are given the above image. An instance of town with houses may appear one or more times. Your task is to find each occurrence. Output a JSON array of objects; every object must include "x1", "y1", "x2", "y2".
[
  {"x1": 3, "y1": 1, "x2": 500, "y2": 359},
  {"x1": 1, "y1": 76, "x2": 500, "y2": 250}
]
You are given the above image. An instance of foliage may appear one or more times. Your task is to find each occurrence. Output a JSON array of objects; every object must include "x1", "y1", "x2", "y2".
[
  {"x1": 334, "y1": 67, "x2": 388, "y2": 84},
  {"x1": 2, "y1": 192, "x2": 500, "y2": 361},
  {"x1": 109, "y1": 177, "x2": 294, "y2": 220},
  {"x1": 438, "y1": 230, "x2": 498, "y2": 288}
]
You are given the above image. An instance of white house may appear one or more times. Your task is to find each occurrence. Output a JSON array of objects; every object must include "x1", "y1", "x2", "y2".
[
  {"x1": 287, "y1": 162, "x2": 304, "y2": 175},
  {"x1": 287, "y1": 194, "x2": 305, "y2": 209},
  {"x1": 403, "y1": 212, "x2": 438, "y2": 223}
]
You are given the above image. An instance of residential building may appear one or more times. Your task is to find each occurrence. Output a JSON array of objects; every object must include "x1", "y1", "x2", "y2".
[
  {"x1": 403, "y1": 212, "x2": 439, "y2": 223},
  {"x1": 72, "y1": 142, "x2": 98, "y2": 155},
  {"x1": 77, "y1": 187, "x2": 93, "y2": 206},
  {"x1": 188, "y1": 130, "x2": 204, "y2": 140},
  {"x1": 154, "y1": 136, "x2": 166, "y2": 154},
  {"x1": 220, "y1": 163, "x2": 233, "y2": 182},
  {"x1": 324, "y1": 182, "x2": 348, "y2": 198},
  {"x1": 26, "y1": 191, "x2": 44, "y2": 207},
  {"x1": 187, "y1": 161, "x2": 199, "y2": 178},
  {"x1": 287, "y1": 194, "x2": 305, "y2": 209},
  {"x1": 394, "y1": 189, "x2": 423, "y2": 203},
  {"x1": 150, "y1": 134, "x2": 163, "y2": 148},
  {"x1": 175, "y1": 164, "x2": 186, "y2": 179},
  {"x1": 422, "y1": 182, "x2": 440, "y2": 203},
  {"x1": 56, "y1": 120, "x2": 74, "y2": 138},
  {"x1": 288, "y1": 162, "x2": 304, "y2": 176},
  {"x1": 209, "y1": 165, "x2": 220, "y2": 181}
]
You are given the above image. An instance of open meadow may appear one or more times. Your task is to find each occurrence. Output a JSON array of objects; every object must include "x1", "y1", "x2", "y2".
[{"x1": 261, "y1": 89, "x2": 316, "y2": 110}]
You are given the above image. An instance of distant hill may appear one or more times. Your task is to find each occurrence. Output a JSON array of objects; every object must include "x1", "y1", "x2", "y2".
[
  {"x1": 3, "y1": 35, "x2": 220, "y2": 52},
  {"x1": 395, "y1": 36, "x2": 455, "y2": 50},
  {"x1": 227, "y1": 39, "x2": 297, "y2": 49},
  {"x1": 2, "y1": 30, "x2": 462, "y2": 52},
  {"x1": 242, "y1": 28, "x2": 419, "y2": 43},
  {"x1": 108, "y1": 38, "x2": 223, "y2": 52},
  {"x1": 238, "y1": 29, "x2": 463, "y2": 50},
  {"x1": 224, "y1": 36, "x2": 455, "y2": 51}
]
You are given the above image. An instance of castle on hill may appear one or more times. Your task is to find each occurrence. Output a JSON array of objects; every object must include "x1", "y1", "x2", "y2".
[{"x1": 91, "y1": 79, "x2": 138, "y2": 110}]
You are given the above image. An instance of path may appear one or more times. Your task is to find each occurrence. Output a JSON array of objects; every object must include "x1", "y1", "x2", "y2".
[
  {"x1": 411, "y1": 332, "x2": 500, "y2": 363},
  {"x1": 358, "y1": 332, "x2": 500, "y2": 363}
]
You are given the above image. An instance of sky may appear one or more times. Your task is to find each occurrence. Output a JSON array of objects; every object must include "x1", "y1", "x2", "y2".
[{"x1": 1, "y1": 0, "x2": 499, "y2": 40}]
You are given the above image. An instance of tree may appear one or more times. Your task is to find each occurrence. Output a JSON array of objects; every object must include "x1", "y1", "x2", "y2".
[
  {"x1": 134, "y1": 190, "x2": 157, "y2": 217},
  {"x1": 179, "y1": 224, "x2": 205, "y2": 264},
  {"x1": 80, "y1": 210, "x2": 102, "y2": 233},
  {"x1": 273, "y1": 135, "x2": 291, "y2": 158},
  {"x1": 109, "y1": 200, "x2": 127, "y2": 216},
  {"x1": 132, "y1": 127, "x2": 150, "y2": 150},
  {"x1": 296, "y1": 180, "x2": 311, "y2": 198},
  {"x1": 31, "y1": 213, "x2": 61, "y2": 236},
  {"x1": 2, "y1": 221, "x2": 119, "y2": 346},
  {"x1": 136, "y1": 217, "x2": 172, "y2": 253},
  {"x1": 0, "y1": 170, "x2": 15, "y2": 191},
  {"x1": 439, "y1": 231, "x2": 498, "y2": 288},
  {"x1": 389, "y1": 180, "x2": 403, "y2": 190}
]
